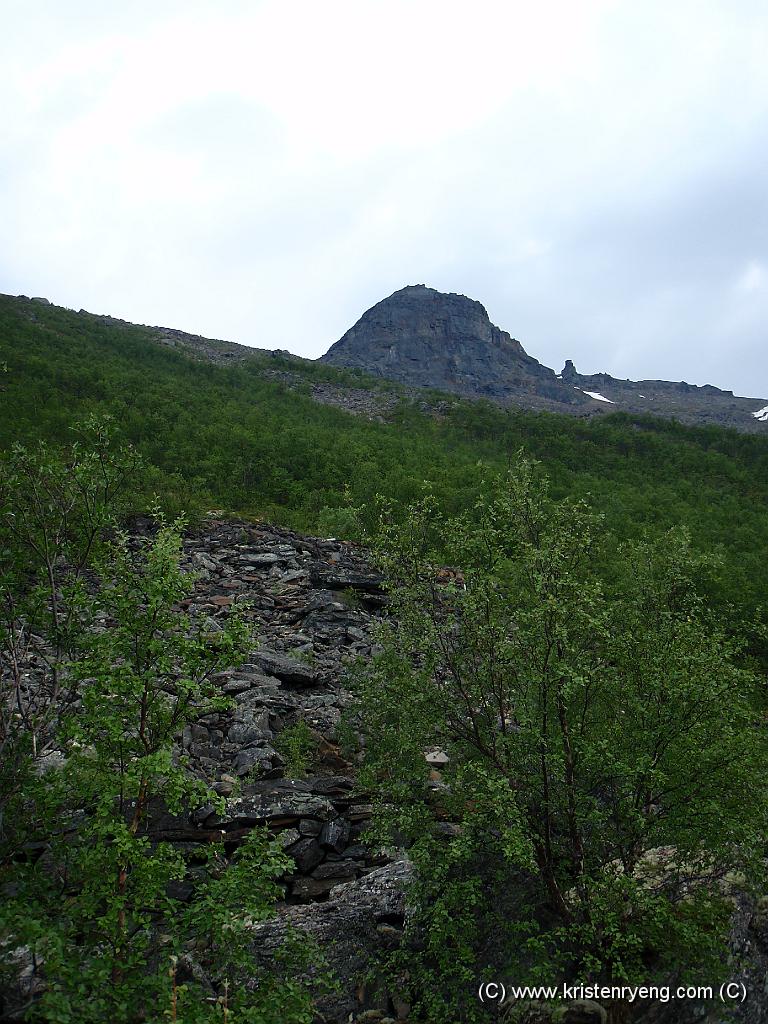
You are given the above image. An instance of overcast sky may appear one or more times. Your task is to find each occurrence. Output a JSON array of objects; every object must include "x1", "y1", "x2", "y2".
[{"x1": 2, "y1": 1, "x2": 767, "y2": 397}]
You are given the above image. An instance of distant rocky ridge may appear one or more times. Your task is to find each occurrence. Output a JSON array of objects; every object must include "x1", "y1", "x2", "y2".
[
  {"x1": 8, "y1": 290, "x2": 768, "y2": 433},
  {"x1": 321, "y1": 285, "x2": 768, "y2": 433}
]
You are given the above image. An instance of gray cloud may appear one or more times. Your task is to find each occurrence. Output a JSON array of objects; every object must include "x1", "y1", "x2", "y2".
[{"x1": 2, "y1": 1, "x2": 767, "y2": 398}]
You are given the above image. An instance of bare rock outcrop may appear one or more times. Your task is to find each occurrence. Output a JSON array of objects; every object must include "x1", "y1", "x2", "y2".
[
  {"x1": 320, "y1": 285, "x2": 768, "y2": 431},
  {"x1": 321, "y1": 284, "x2": 579, "y2": 411}
]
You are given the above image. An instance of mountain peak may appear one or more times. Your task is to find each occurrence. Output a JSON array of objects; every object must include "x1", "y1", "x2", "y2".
[
  {"x1": 320, "y1": 285, "x2": 768, "y2": 429},
  {"x1": 321, "y1": 284, "x2": 569, "y2": 406}
]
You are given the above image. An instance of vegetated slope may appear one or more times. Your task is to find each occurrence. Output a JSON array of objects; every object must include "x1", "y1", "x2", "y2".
[
  {"x1": 2, "y1": 292, "x2": 768, "y2": 627},
  {"x1": 322, "y1": 283, "x2": 768, "y2": 432}
]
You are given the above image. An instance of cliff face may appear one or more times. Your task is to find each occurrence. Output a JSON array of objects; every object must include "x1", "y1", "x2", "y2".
[
  {"x1": 321, "y1": 285, "x2": 768, "y2": 431},
  {"x1": 321, "y1": 284, "x2": 584, "y2": 410}
]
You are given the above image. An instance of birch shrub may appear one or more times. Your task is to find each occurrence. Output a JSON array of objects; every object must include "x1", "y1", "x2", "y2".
[
  {"x1": 356, "y1": 459, "x2": 767, "y2": 1023},
  {"x1": 0, "y1": 432, "x2": 316, "y2": 1023}
]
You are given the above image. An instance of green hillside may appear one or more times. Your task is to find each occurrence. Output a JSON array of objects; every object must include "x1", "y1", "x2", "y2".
[{"x1": 2, "y1": 292, "x2": 767, "y2": 632}]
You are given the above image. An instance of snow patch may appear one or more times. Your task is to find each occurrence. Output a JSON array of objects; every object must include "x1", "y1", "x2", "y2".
[
  {"x1": 752, "y1": 405, "x2": 768, "y2": 421},
  {"x1": 583, "y1": 390, "x2": 615, "y2": 404}
]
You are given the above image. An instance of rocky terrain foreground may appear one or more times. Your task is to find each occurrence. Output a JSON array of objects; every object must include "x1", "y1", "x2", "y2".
[
  {"x1": 156, "y1": 518, "x2": 768, "y2": 1024},
  {"x1": 0, "y1": 515, "x2": 409, "y2": 1023},
  {"x1": 151, "y1": 516, "x2": 410, "y2": 1022},
  {"x1": 5, "y1": 516, "x2": 768, "y2": 1023}
]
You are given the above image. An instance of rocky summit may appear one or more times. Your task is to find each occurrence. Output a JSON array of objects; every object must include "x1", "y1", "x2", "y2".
[
  {"x1": 10, "y1": 288, "x2": 767, "y2": 432},
  {"x1": 321, "y1": 285, "x2": 768, "y2": 432},
  {"x1": 321, "y1": 284, "x2": 575, "y2": 411}
]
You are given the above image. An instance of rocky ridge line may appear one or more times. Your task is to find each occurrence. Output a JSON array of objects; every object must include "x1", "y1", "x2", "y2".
[
  {"x1": 10, "y1": 290, "x2": 768, "y2": 433},
  {"x1": 321, "y1": 285, "x2": 768, "y2": 433}
]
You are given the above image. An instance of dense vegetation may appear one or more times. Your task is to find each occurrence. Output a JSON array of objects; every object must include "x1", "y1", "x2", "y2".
[
  {"x1": 356, "y1": 463, "x2": 767, "y2": 1023},
  {"x1": 0, "y1": 431, "x2": 317, "y2": 1022},
  {"x1": 2, "y1": 294, "x2": 768, "y2": 1021},
  {"x1": 2, "y1": 291, "x2": 767, "y2": 629}
]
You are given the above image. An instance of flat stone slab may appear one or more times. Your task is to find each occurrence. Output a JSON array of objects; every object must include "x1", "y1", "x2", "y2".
[
  {"x1": 309, "y1": 564, "x2": 384, "y2": 593},
  {"x1": 251, "y1": 649, "x2": 320, "y2": 685},
  {"x1": 215, "y1": 781, "x2": 334, "y2": 827}
]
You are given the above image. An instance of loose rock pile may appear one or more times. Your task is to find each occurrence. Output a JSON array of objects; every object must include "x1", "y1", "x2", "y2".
[
  {"x1": 172, "y1": 518, "x2": 384, "y2": 880},
  {"x1": 0, "y1": 516, "x2": 411, "y2": 1023},
  {"x1": 146, "y1": 520, "x2": 768, "y2": 1024},
  {"x1": 10, "y1": 516, "x2": 768, "y2": 1023},
  {"x1": 171, "y1": 517, "x2": 409, "y2": 1021}
]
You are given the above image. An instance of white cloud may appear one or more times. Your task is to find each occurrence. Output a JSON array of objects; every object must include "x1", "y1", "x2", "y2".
[
  {"x1": 1, "y1": 0, "x2": 768, "y2": 397},
  {"x1": 735, "y1": 261, "x2": 767, "y2": 293}
]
